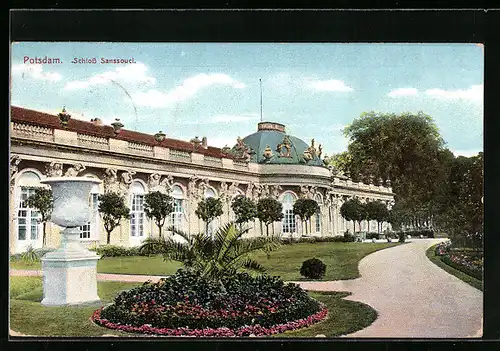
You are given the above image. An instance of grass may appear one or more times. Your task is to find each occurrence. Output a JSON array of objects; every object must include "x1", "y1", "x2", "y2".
[
  {"x1": 9, "y1": 276, "x2": 142, "y2": 337},
  {"x1": 275, "y1": 291, "x2": 377, "y2": 338},
  {"x1": 10, "y1": 242, "x2": 399, "y2": 281},
  {"x1": 426, "y1": 244, "x2": 483, "y2": 292},
  {"x1": 9, "y1": 277, "x2": 376, "y2": 337}
]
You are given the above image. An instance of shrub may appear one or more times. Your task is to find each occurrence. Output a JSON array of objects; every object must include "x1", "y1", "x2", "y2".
[
  {"x1": 441, "y1": 254, "x2": 482, "y2": 280},
  {"x1": 300, "y1": 258, "x2": 327, "y2": 279},
  {"x1": 397, "y1": 232, "x2": 406, "y2": 243},
  {"x1": 343, "y1": 231, "x2": 356, "y2": 242},
  {"x1": 20, "y1": 245, "x2": 40, "y2": 265},
  {"x1": 366, "y1": 232, "x2": 380, "y2": 240},
  {"x1": 404, "y1": 229, "x2": 435, "y2": 238},
  {"x1": 95, "y1": 269, "x2": 325, "y2": 335},
  {"x1": 93, "y1": 245, "x2": 144, "y2": 258}
]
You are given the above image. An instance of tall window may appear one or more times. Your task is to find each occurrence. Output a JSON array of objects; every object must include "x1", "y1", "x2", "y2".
[
  {"x1": 80, "y1": 183, "x2": 100, "y2": 239},
  {"x1": 315, "y1": 194, "x2": 322, "y2": 233},
  {"x1": 130, "y1": 181, "x2": 145, "y2": 237},
  {"x1": 281, "y1": 193, "x2": 296, "y2": 234},
  {"x1": 16, "y1": 172, "x2": 42, "y2": 246},
  {"x1": 170, "y1": 185, "x2": 184, "y2": 232}
]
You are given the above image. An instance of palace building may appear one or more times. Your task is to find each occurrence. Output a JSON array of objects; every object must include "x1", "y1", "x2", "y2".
[{"x1": 9, "y1": 106, "x2": 395, "y2": 254}]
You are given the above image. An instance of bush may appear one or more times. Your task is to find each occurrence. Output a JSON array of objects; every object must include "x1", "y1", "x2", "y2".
[
  {"x1": 404, "y1": 229, "x2": 435, "y2": 238},
  {"x1": 441, "y1": 254, "x2": 482, "y2": 280},
  {"x1": 92, "y1": 245, "x2": 144, "y2": 258},
  {"x1": 95, "y1": 269, "x2": 324, "y2": 335},
  {"x1": 366, "y1": 232, "x2": 380, "y2": 240},
  {"x1": 397, "y1": 232, "x2": 406, "y2": 243},
  {"x1": 20, "y1": 246, "x2": 40, "y2": 265},
  {"x1": 300, "y1": 258, "x2": 327, "y2": 279},
  {"x1": 343, "y1": 231, "x2": 356, "y2": 242}
]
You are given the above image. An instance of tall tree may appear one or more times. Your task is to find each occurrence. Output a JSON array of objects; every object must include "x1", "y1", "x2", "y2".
[
  {"x1": 256, "y1": 197, "x2": 284, "y2": 237},
  {"x1": 341, "y1": 111, "x2": 448, "y2": 225},
  {"x1": 144, "y1": 191, "x2": 174, "y2": 239},
  {"x1": 98, "y1": 192, "x2": 130, "y2": 244},
  {"x1": 293, "y1": 198, "x2": 319, "y2": 235},
  {"x1": 339, "y1": 197, "x2": 365, "y2": 233},
  {"x1": 365, "y1": 200, "x2": 390, "y2": 234},
  {"x1": 231, "y1": 195, "x2": 257, "y2": 229},
  {"x1": 25, "y1": 188, "x2": 53, "y2": 247},
  {"x1": 195, "y1": 197, "x2": 224, "y2": 236}
]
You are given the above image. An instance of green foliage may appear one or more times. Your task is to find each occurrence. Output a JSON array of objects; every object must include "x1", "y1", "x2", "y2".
[
  {"x1": 256, "y1": 197, "x2": 284, "y2": 236},
  {"x1": 300, "y1": 258, "x2": 327, "y2": 279},
  {"x1": 99, "y1": 270, "x2": 322, "y2": 333},
  {"x1": 139, "y1": 222, "x2": 281, "y2": 280},
  {"x1": 397, "y1": 232, "x2": 406, "y2": 243},
  {"x1": 293, "y1": 198, "x2": 320, "y2": 235},
  {"x1": 195, "y1": 197, "x2": 223, "y2": 235},
  {"x1": 339, "y1": 198, "x2": 366, "y2": 233},
  {"x1": 91, "y1": 245, "x2": 145, "y2": 258},
  {"x1": 98, "y1": 192, "x2": 130, "y2": 244},
  {"x1": 231, "y1": 195, "x2": 257, "y2": 226},
  {"x1": 144, "y1": 191, "x2": 174, "y2": 238},
  {"x1": 365, "y1": 201, "x2": 390, "y2": 234},
  {"x1": 25, "y1": 188, "x2": 53, "y2": 246},
  {"x1": 20, "y1": 245, "x2": 40, "y2": 265}
]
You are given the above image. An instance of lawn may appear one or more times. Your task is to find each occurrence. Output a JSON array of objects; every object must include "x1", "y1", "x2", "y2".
[
  {"x1": 9, "y1": 276, "x2": 376, "y2": 337},
  {"x1": 10, "y1": 242, "x2": 399, "y2": 281},
  {"x1": 426, "y1": 244, "x2": 483, "y2": 291}
]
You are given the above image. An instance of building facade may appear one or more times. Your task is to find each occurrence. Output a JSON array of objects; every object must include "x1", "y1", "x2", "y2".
[{"x1": 9, "y1": 106, "x2": 395, "y2": 254}]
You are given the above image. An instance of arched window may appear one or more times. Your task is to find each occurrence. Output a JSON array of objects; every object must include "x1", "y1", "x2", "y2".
[
  {"x1": 16, "y1": 171, "x2": 42, "y2": 251},
  {"x1": 130, "y1": 181, "x2": 146, "y2": 238},
  {"x1": 205, "y1": 187, "x2": 216, "y2": 199},
  {"x1": 80, "y1": 182, "x2": 101, "y2": 240},
  {"x1": 281, "y1": 192, "x2": 296, "y2": 234},
  {"x1": 315, "y1": 194, "x2": 323, "y2": 233},
  {"x1": 170, "y1": 185, "x2": 184, "y2": 232}
]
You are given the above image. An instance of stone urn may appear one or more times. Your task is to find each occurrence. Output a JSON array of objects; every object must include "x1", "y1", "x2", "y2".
[{"x1": 39, "y1": 177, "x2": 101, "y2": 306}]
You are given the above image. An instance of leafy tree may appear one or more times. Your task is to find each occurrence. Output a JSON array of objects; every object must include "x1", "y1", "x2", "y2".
[
  {"x1": 98, "y1": 192, "x2": 130, "y2": 244},
  {"x1": 365, "y1": 200, "x2": 390, "y2": 234},
  {"x1": 231, "y1": 195, "x2": 257, "y2": 229},
  {"x1": 341, "y1": 111, "x2": 447, "y2": 224},
  {"x1": 256, "y1": 197, "x2": 284, "y2": 237},
  {"x1": 139, "y1": 222, "x2": 281, "y2": 281},
  {"x1": 144, "y1": 191, "x2": 174, "y2": 239},
  {"x1": 195, "y1": 197, "x2": 224, "y2": 236},
  {"x1": 293, "y1": 198, "x2": 319, "y2": 235},
  {"x1": 25, "y1": 188, "x2": 53, "y2": 247},
  {"x1": 434, "y1": 153, "x2": 483, "y2": 249},
  {"x1": 339, "y1": 197, "x2": 365, "y2": 233}
]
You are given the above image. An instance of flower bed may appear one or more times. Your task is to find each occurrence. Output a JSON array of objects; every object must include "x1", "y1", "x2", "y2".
[
  {"x1": 92, "y1": 270, "x2": 327, "y2": 336},
  {"x1": 441, "y1": 252, "x2": 483, "y2": 281}
]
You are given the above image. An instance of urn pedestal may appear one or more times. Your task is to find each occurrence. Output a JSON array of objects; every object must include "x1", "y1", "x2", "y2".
[{"x1": 39, "y1": 177, "x2": 101, "y2": 306}]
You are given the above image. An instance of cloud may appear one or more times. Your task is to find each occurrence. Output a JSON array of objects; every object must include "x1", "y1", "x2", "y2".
[
  {"x1": 132, "y1": 73, "x2": 246, "y2": 108},
  {"x1": 387, "y1": 87, "x2": 419, "y2": 98},
  {"x1": 425, "y1": 84, "x2": 483, "y2": 102},
  {"x1": 64, "y1": 62, "x2": 155, "y2": 90},
  {"x1": 450, "y1": 149, "x2": 481, "y2": 157},
  {"x1": 304, "y1": 79, "x2": 354, "y2": 92},
  {"x1": 11, "y1": 63, "x2": 62, "y2": 82}
]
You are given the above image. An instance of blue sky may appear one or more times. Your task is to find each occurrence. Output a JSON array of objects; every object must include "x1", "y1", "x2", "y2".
[{"x1": 11, "y1": 43, "x2": 483, "y2": 157}]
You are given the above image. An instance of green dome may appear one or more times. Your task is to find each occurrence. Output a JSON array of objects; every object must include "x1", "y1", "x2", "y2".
[{"x1": 241, "y1": 122, "x2": 324, "y2": 166}]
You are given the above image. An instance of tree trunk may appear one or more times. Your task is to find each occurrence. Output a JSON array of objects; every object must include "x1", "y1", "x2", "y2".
[
  {"x1": 107, "y1": 230, "x2": 111, "y2": 244},
  {"x1": 353, "y1": 221, "x2": 356, "y2": 233},
  {"x1": 377, "y1": 221, "x2": 380, "y2": 234},
  {"x1": 42, "y1": 222, "x2": 47, "y2": 247},
  {"x1": 205, "y1": 221, "x2": 209, "y2": 237},
  {"x1": 158, "y1": 224, "x2": 162, "y2": 239},
  {"x1": 266, "y1": 224, "x2": 269, "y2": 237}
]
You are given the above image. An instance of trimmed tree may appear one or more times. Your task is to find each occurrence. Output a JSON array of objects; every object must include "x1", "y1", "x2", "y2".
[
  {"x1": 98, "y1": 192, "x2": 130, "y2": 244},
  {"x1": 293, "y1": 198, "x2": 319, "y2": 235},
  {"x1": 25, "y1": 188, "x2": 53, "y2": 247},
  {"x1": 144, "y1": 191, "x2": 174, "y2": 239},
  {"x1": 365, "y1": 200, "x2": 390, "y2": 234},
  {"x1": 256, "y1": 197, "x2": 284, "y2": 237},
  {"x1": 339, "y1": 197, "x2": 365, "y2": 234},
  {"x1": 231, "y1": 195, "x2": 257, "y2": 229},
  {"x1": 195, "y1": 197, "x2": 224, "y2": 236}
]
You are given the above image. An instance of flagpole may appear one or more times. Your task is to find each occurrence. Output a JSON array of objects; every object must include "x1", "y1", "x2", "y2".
[{"x1": 260, "y1": 78, "x2": 263, "y2": 122}]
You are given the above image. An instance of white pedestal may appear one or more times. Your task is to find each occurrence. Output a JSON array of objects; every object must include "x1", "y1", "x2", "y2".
[{"x1": 41, "y1": 227, "x2": 101, "y2": 306}]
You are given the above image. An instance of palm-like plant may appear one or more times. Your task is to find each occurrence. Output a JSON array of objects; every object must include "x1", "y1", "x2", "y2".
[{"x1": 139, "y1": 222, "x2": 281, "y2": 280}]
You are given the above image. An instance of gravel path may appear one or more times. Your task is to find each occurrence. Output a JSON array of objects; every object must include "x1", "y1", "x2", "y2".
[
  {"x1": 10, "y1": 239, "x2": 483, "y2": 338},
  {"x1": 295, "y1": 239, "x2": 483, "y2": 338}
]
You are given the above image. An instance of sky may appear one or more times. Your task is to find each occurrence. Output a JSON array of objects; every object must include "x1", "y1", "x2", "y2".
[{"x1": 10, "y1": 43, "x2": 483, "y2": 157}]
